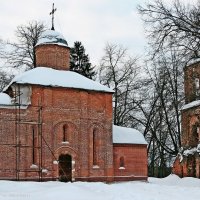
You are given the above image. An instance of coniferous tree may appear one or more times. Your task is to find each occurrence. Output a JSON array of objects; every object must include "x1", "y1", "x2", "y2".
[{"x1": 70, "y1": 41, "x2": 96, "y2": 80}]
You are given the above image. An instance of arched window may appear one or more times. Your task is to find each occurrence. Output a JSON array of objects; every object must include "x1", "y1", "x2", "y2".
[
  {"x1": 197, "y1": 126, "x2": 200, "y2": 142},
  {"x1": 119, "y1": 156, "x2": 125, "y2": 168},
  {"x1": 195, "y1": 78, "x2": 199, "y2": 89},
  {"x1": 192, "y1": 124, "x2": 199, "y2": 144},
  {"x1": 63, "y1": 124, "x2": 68, "y2": 142},
  {"x1": 195, "y1": 78, "x2": 200, "y2": 97},
  {"x1": 93, "y1": 128, "x2": 98, "y2": 166}
]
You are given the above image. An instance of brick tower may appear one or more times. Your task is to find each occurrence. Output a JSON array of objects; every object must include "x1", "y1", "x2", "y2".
[
  {"x1": 35, "y1": 30, "x2": 70, "y2": 70},
  {"x1": 173, "y1": 61, "x2": 200, "y2": 178}
]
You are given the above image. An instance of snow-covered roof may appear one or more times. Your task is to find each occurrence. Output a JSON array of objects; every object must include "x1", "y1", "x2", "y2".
[
  {"x1": 4, "y1": 67, "x2": 113, "y2": 93},
  {"x1": 186, "y1": 58, "x2": 200, "y2": 67},
  {"x1": 0, "y1": 93, "x2": 11, "y2": 105},
  {"x1": 113, "y1": 125, "x2": 147, "y2": 145},
  {"x1": 182, "y1": 100, "x2": 200, "y2": 110},
  {"x1": 183, "y1": 147, "x2": 197, "y2": 156},
  {"x1": 35, "y1": 30, "x2": 68, "y2": 47}
]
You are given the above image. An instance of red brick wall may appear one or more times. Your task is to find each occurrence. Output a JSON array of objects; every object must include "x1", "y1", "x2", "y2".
[
  {"x1": 173, "y1": 155, "x2": 200, "y2": 178},
  {"x1": 181, "y1": 108, "x2": 200, "y2": 147},
  {"x1": 35, "y1": 44, "x2": 70, "y2": 71},
  {"x1": 196, "y1": 157, "x2": 200, "y2": 178},
  {"x1": 0, "y1": 85, "x2": 114, "y2": 181},
  {"x1": 184, "y1": 62, "x2": 200, "y2": 103},
  {"x1": 113, "y1": 144, "x2": 147, "y2": 181},
  {"x1": 0, "y1": 85, "x2": 148, "y2": 182},
  {"x1": 181, "y1": 62, "x2": 200, "y2": 147},
  {"x1": 172, "y1": 156, "x2": 183, "y2": 177},
  {"x1": 172, "y1": 62, "x2": 200, "y2": 179}
]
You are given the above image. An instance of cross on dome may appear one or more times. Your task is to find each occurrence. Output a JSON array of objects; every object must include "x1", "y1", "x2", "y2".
[{"x1": 50, "y1": 3, "x2": 57, "y2": 30}]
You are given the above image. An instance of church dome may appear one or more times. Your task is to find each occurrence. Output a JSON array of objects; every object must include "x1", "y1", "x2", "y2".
[
  {"x1": 35, "y1": 30, "x2": 68, "y2": 47},
  {"x1": 35, "y1": 30, "x2": 70, "y2": 70}
]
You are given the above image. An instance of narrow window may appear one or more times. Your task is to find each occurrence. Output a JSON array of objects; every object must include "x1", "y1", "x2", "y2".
[
  {"x1": 63, "y1": 124, "x2": 68, "y2": 142},
  {"x1": 192, "y1": 124, "x2": 198, "y2": 144},
  {"x1": 197, "y1": 127, "x2": 200, "y2": 142},
  {"x1": 119, "y1": 157, "x2": 125, "y2": 168},
  {"x1": 195, "y1": 78, "x2": 200, "y2": 97},
  {"x1": 32, "y1": 127, "x2": 35, "y2": 164},
  {"x1": 93, "y1": 129, "x2": 98, "y2": 166},
  {"x1": 195, "y1": 78, "x2": 199, "y2": 89}
]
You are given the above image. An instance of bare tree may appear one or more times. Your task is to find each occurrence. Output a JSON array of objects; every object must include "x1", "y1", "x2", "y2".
[
  {"x1": 99, "y1": 43, "x2": 140, "y2": 127},
  {"x1": 1, "y1": 21, "x2": 46, "y2": 69},
  {"x1": 136, "y1": 0, "x2": 192, "y2": 177},
  {"x1": 0, "y1": 70, "x2": 14, "y2": 92},
  {"x1": 133, "y1": 47, "x2": 184, "y2": 177},
  {"x1": 138, "y1": 0, "x2": 200, "y2": 62}
]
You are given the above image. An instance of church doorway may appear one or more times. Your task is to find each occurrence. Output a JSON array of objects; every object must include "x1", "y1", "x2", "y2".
[{"x1": 58, "y1": 154, "x2": 72, "y2": 182}]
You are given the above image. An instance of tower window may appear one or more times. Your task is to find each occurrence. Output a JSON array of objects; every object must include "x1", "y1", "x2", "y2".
[
  {"x1": 63, "y1": 124, "x2": 68, "y2": 142},
  {"x1": 197, "y1": 127, "x2": 200, "y2": 142},
  {"x1": 192, "y1": 124, "x2": 199, "y2": 144},
  {"x1": 195, "y1": 78, "x2": 200, "y2": 97},
  {"x1": 195, "y1": 78, "x2": 200, "y2": 89}
]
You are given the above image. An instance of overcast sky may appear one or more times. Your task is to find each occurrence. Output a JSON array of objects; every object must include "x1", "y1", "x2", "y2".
[{"x1": 0, "y1": 0, "x2": 197, "y2": 66}]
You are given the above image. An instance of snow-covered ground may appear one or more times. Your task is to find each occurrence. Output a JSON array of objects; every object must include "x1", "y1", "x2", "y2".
[{"x1": 0, "y1": 175, "x2": 200, "y2": 200}]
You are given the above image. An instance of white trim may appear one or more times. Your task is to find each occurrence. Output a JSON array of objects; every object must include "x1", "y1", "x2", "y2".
[{"x1": 119, "y1": 167, "x2": 125, "y2": 170}]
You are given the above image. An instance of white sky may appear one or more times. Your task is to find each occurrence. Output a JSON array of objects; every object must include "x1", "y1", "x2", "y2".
[{"x1": 0, "y1": 0, "x2": 197, "y2": 66}]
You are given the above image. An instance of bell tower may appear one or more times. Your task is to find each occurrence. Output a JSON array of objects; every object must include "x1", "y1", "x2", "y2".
[
  {"x1": 184, "y1": 62, "x2": 200, "y2": 103},
  {"x1": 35, "y1": 31, "x2": 70, "y2": 71},
  {"x1": 34, "y1": 4, "x2": 70, "y2": 71}
]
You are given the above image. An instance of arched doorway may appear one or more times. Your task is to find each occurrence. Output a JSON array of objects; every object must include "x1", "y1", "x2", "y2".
[{"x1": 58, "y1": 154, "x2": 72, "y2": 182}]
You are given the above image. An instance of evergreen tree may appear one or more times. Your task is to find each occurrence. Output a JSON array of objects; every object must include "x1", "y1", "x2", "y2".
[{"x1": 70, "y1": 41, "x2": 96, "y2": 80}]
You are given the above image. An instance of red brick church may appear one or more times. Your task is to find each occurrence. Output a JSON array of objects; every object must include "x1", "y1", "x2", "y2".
[
  {"x1": 0, "y1": 30, "x2": 147, "y2": 182},
  {"x1": 173, "y1": 61, "x2": 200, "y2": 178}
]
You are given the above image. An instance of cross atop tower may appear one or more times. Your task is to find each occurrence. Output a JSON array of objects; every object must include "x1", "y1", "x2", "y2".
[{"x1": 50, "y1": 3, "x2": 57, "y2": 30}]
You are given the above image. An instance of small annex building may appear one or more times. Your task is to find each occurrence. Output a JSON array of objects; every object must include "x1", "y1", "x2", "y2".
[{"x1": 0, "y1": 30, "x2": 147, "y2": 182}]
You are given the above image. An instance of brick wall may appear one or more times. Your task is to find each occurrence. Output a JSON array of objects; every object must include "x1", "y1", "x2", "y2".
[
  {"x1": 173, "y1": 154, "x2": 200, "y2": 178},
  {"x1": 173, "y1": 157, "x2": 183, "y2": 177},
  {"x1": 113, "y1": 144, "x2": 147, "y2": 181},
  {"x1": 184, "y1": 62, "x2": 200, "y2": 103},
  {"x1": 35, "y1": 44, "x2": 70, "y2": 70},
  {"x1": 0, "y1": 85, "x2": 114, "y2": 181},
  {"x1": 173, "y1": 61, "x2": 200, "y2": 179},
  {"x1": 181, "y1": 107, "x2": 200, "y2": 147}
]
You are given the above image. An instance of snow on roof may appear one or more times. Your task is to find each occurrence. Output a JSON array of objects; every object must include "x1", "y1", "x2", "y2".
[
  {"x1": 113, "y1": 125, "x2": 147, "y2": 145},
  {"x1": 35, "y1": 30, "x2": 68, "y2": 47},
  {"x1": 0, "y1": 93, "x2": 11, "y2": 105},
  {"x1": 183, "y1": 147, "x2": 197, "y2": 156},
  {"x1": 4, "y1": 67, "x2": 113, "y2": 93},
  {"x1": 182, "y1": 100, "x2": 200, "y2": 110},
  {"x1": 186, "y1": 58, "x2": 200, "y2": 67}
]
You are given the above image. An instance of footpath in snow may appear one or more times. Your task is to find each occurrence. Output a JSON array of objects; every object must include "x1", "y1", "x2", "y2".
[{"x1": 0, "y1": 175, "x2": 200, "y2": 200}]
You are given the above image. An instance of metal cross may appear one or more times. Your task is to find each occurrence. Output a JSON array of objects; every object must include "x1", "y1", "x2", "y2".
[{"x1": 50, "y1": 3, "x2": 57, "y2": 30}]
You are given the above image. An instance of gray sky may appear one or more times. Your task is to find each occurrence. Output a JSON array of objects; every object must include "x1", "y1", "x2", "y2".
[{"x1": 0, "y1": 0, "x2": 197, "y2": 65}]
